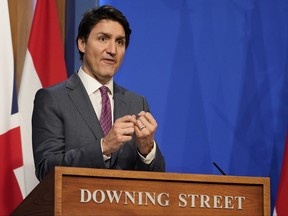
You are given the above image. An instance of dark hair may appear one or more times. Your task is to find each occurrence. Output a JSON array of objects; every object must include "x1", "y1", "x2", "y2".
[{"x1": 76, "y1": 5, "x2": 132, "y2": 60}]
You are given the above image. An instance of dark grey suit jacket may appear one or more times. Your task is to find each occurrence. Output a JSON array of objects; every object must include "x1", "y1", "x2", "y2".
[{"x1": 32, "y1": 73, "x2": 165, "y2": 181}]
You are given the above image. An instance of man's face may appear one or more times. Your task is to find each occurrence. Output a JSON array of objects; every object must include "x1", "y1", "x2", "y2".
[{"x1": 78, "y1": 20, "x2": 126, "y2": 84}]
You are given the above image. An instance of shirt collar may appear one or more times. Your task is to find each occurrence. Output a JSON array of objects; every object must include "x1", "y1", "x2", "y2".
[{"x1": 78, "y1": 67, "x2": 114, "y2": 96}]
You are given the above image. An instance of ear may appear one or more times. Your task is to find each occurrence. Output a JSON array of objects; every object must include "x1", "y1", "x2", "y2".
[{"x1": 78, "y1": 38, "x2": 86, "y2": 53}]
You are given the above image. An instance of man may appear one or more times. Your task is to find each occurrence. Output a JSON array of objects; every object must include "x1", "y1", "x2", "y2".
[{"x1": 32, "y1": 5, "x2": 165, "y2": 181}]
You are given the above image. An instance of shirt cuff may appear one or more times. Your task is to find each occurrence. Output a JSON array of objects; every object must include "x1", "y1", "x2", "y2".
[
  {"x1": 138, "y1": 141, "x2": 156, "y2": 164},
  {"x1": 101, "y1": 138, "x2": 111, "y2": 161}
]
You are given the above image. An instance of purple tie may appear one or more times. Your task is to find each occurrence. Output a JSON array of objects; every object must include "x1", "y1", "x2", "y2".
[{"x1": 99, "y1": 86, "x2": 112, "y2": 136}]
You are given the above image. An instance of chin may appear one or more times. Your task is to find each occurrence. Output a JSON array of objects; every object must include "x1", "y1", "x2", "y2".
[{"x1": 104, "y1": 69, "x2": 117, "y2": 77}]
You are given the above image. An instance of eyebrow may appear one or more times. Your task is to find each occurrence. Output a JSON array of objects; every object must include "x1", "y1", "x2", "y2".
[{"x1": 97, "y1": 32, "x2": 126, "y2": 40}]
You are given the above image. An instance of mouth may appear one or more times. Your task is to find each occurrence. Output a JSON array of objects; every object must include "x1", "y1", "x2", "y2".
[{"x1": 102, "y1": 58, "x2": 116, "y2": 65}]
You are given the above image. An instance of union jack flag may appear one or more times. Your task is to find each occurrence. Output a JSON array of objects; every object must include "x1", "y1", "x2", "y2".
[{"x1": 0, "y1": 1, "x2": 25, "y2": 215}]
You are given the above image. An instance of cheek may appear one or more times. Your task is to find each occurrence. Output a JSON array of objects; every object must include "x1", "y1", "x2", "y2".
[
  {"x1": 86, "y1": 41, "x2": 102, "y2": 55},
  {"x1": 86, "y1": 48, "x2": 101, "y2": 63},
  {"x1": 118, "y1": 50, "x2": 126, "y2": 63}
]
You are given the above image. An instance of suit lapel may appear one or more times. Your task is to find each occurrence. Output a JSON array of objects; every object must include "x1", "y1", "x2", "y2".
[
  {"x1": 66, "y1": 73, "x2": 103, "y2": 140},
  {"x1": 110, "y1": 83, "x2": 130, "y2": 167},
  {"x1": 113, "y1": 83, "x2": 128, "y2": 120}
]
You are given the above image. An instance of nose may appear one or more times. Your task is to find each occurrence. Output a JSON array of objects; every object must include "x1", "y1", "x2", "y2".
[{"x1": 106, "y1": 41, "x2": 117, "y2": 56}]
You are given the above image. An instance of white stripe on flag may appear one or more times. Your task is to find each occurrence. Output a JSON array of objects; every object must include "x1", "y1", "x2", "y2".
[
  {"x1": 0, "y1": 0, "x2": 14, "y2": 133},
  {"x1": 18, "y1": 50, "x2": 42, "y2": 195}
]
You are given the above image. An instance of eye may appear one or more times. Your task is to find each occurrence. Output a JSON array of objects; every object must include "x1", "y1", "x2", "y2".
[
  {"x1": 116, "y1": 39, "x2": 125, "y2": 46},
  {"x1": 98, "y1": 36, "x2": 107, "y2": 43}
]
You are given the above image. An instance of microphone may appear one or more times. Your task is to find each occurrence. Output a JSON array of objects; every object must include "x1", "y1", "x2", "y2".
[{"x1": 213, "y1": 162, "x2": 227, "y2": 175}]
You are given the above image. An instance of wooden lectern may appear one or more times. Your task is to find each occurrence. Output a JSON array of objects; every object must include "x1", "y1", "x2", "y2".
[{"x1": 12, "y1": 166, "x2": 270, "y2": 215}]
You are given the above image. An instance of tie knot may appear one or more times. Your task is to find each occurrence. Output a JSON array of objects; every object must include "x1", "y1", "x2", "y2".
[{"x1": 99, "y1": 86, "x2": 109, "y2": 96}]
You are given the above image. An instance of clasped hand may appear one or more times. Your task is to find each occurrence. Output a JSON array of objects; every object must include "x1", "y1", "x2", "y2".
[{"x1": 102, "y1": 111, "x2": 157, "y2": 157}]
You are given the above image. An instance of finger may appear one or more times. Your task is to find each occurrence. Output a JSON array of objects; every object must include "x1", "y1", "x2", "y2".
[
  {"x1": 107, "y1": 127, "x2": 134, "y2": 144},
  {"x1": 115, "y1": 115, "x2": 137, "y2": 124},
  {"x1": 134, "y1": 123, "x2": 146, "y2": 135},
  {"x1": 143, "y1": 112, "x2": 157, "y2": 126},
  {"x1": 134, "y1": 125, "x2": 150, "y2": 140},
  {"x1": 120, "y1": 127, "x2": 135, "y2": 136},
  {"x1": 137, "y1": 111, "x2": 146, "y2": 117},
  {"x1": 135, "y1": 119, "x2": 150, "y2": 135},
  {"x1": 137, "y1": 115, "x2": 152, "y2": 130},
  {"x1": 134, "y1": 125, "x2": 142, "y2": 135},
  {"x1": 115, "y1": 121, "x2": 135, "y2": 129},
  {"x1": 136, "y1": 118, "x2": 146, "y2": 129},
  {"x1": 137, "y1": 116, "x2": 157, "y2": 134}
]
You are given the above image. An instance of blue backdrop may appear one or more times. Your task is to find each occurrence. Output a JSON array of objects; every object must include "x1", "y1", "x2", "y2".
[{"x1": 67, "y1": 0, "x2": 288, "y2": 211}]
